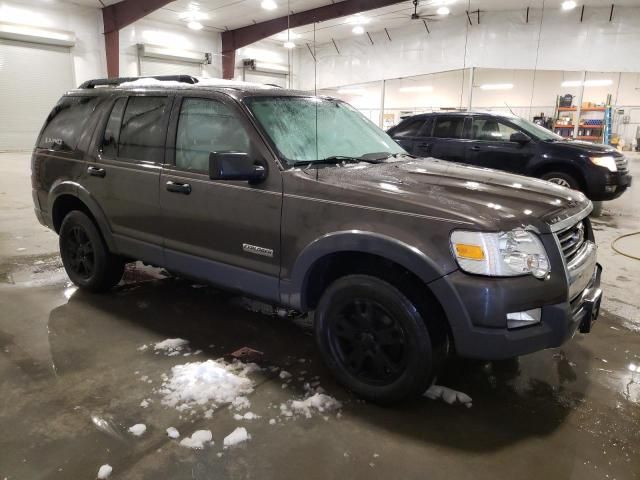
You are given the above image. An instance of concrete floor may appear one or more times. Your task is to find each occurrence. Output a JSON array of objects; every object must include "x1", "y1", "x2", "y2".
[{"x1": 0, "y1": 152, "x2": 639, "y2": 480}]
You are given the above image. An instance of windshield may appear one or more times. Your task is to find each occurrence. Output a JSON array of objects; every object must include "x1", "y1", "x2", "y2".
[
  {"x1": 244, "y1": 96, "x2": 405, "y2": 166},
  {"x1": 508, "y1": 116, "x2": 563, "y2": 141}
]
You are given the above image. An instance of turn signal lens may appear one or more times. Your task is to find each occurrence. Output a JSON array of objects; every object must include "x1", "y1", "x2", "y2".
[{"x1": 454, "y1": 244, "x2": 485, "y2": 260}]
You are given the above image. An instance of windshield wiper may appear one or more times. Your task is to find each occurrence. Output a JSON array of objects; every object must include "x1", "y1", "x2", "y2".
[{"x1": 291, "y1": 155, "x2": 384, "y2": 168}]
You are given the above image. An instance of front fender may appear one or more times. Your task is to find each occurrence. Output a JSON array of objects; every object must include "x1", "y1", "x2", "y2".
[
  {"x1": 49, "y1": 181, "x2": 116, "y2": 252},
  {"x1": 280, "y1": 230, "x2": 454, "y2": 310}
]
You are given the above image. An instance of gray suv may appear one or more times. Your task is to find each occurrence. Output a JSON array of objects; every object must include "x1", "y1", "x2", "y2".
[{"x1": 32, "y1": 75, "x2": 602, "y2": 403}]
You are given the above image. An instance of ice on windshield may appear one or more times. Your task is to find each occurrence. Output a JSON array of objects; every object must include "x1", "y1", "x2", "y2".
[{"x1": 246, "y1": 97, "x2": 404, "y2": 164}]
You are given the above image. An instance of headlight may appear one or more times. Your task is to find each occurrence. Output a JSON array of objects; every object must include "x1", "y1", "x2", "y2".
[
  {"x1": 450, "y1": 229, "x2": 550, "y2": 278},
  {"x1": 589, "y1": 155, "x2": 617, "y2": 172}
]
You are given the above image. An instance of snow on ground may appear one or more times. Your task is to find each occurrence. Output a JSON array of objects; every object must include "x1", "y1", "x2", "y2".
[
  {"x1": 233, "y1": 412, "x2": 260, "y2": 421},
  {"x1": 223, "y1": 427, "x2": 251, "y2": 447},
  {"x1": 166, "y1": 427, "x2": 180, "y2": 439},
  {"x1": 153, "y1": 338, "x2": 189, "y2": 355},
  {"x1": 159, "y1": 360, "x2": 255, "y2": 411},
  {"x1": 179, "y1": 430, "x2": 213, "y2": 449},
  {"x1": 280, "y1": 393, "x2": 342, "y2": 419},
  {"x1": 97, "y1": 464, "x2": 112, "y2": 479},
  {"x1": 424, "y1": 385, "x2": 473, "y2": 408},
  {"x1": 128, "y1": 423, "x2": 147, "y2": 436}
]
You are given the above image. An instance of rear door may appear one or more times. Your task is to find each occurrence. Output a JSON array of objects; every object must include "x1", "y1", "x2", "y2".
[
  {"x1": 465, "y1": 116, "x2": 534, "y2": 174},
  {"x1": 159, "y1": 93, "x2": 282, "y2": 296},
  {"x1": 388, "y1": 117, "x2": 428, "y2": 154},
  {"x1": 430, "y1": 115, "x2": 471, "y2": 162},
  {"x1": 83, "y1": 94, "x2": 171, "y2": 264}
]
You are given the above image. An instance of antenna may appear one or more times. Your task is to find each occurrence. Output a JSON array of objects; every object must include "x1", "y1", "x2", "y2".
[{"x1": 505, "y1": 102, "x2": 516, "y2": 116}]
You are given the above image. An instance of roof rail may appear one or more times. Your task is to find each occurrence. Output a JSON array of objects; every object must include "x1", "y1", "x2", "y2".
[{"x1": 78, "y1": 75, "x2": 199, "y2": 89}]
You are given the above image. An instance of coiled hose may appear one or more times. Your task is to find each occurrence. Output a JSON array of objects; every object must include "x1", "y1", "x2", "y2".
[{"x1": 611, "y1": 231, "x2": 640, "y2": 260}]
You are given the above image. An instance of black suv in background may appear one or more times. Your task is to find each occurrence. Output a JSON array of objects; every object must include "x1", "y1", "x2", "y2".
[{"x1": 388, "y1": 111, "x2": 632, "y2": 201}]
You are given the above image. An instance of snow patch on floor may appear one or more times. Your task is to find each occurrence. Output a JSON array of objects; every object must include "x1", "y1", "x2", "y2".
[
  {"x1": 159, "y1": 360, "x2": 255, "y2": 411},
  {"x1": 128, "y1": 423, "x2": 147, "y2": 436},
  {"x1": 280, "y1": 393, "x2": 342, "y2": 419},
  {"x1": 223, "y1": 427, "x2": 251, "y2": 447},
  {"x1": 179, "y1": 430, "x2": 213, "y2": 449},
  {"x1": 424, "y1": 385, "x2": 473, "y2": 407},
  {"x1": 233, "y1": 411, "x2": 260, "y2": 421},
  {"x1": 166, "y1": 427, "x2": 180, "y2": 439},
  {"x1": 154, "y1": 338, "x2": 189, "y2": 354},
  {"x1": 97, "y1": 464, "x2": 112, "y2": 479}
]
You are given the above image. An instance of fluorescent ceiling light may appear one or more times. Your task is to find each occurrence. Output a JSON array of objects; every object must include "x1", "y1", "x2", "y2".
[
  {"x1": 187, "y1": 21, "x2": 203, "y2": 30},
  {"x1": 337, "y1": 88, "x2": 367, "y2": 95},
  {"x1": 261, "y1": 0, "x2": 277, "y2": 10},
  {"x1": 352, "y1": 25, "x2": 365, "y2": 35},
  {"x1": 561, "y1": 79, "x2": 613, "y2": 87},
  {"x1": 437, "y1": 6, "x2": 450, "y2": 15},
  {"x1": 561, "y1": 1, "x2": 577, "y2": 10},
  {"x1": 283, "y1": 40, "x2": 296, "y2": 49},
  {"x1": 347, "y1": 14, "x2": 370, "y2": 25},
  {"x1": 585, "y1": 79, "x2": 613, "y2": 86},
  {"x1": 398, "y1": 85, "x2": 434, "y2": 93},
  {"x1": 275, "y1": 31, "x2": 300, "y2": 40},
  {"x1": 479, "y1": 83, "x2": 514, "y2": 90}
]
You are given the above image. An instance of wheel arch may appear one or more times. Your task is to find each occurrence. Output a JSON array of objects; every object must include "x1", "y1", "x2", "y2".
[
  {"x1": 282, "y1": 231, "x2": 452, "y2": 312},
  {"x1": 531, "y1": 161, "x2": 587, "y2": 192},
  {"x1": 49, "y1": 181, "x2": 116, "y2": 251}
]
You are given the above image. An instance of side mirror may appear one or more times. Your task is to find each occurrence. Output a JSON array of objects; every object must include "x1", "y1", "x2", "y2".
[
  {"x1": 209, "y1": 152, "x2": 266, "y2": 183},
  {"x1": 510, "y1": 131, "x2": 531, "y2": 144}
]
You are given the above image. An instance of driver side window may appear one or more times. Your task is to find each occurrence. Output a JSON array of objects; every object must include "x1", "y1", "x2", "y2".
[
  {"x1": 471, "y1": 118, "x2": 519, "y2": 142},
  {"x1": 175, "y1": 98, "x2": 251, "y2": 172}
]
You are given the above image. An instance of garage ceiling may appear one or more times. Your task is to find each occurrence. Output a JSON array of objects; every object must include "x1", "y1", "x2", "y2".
[{"x1": 64, "y1": 0, "x2": 639, "y2": 45}]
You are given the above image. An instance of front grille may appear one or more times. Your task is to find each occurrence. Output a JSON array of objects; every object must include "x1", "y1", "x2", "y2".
[
  {"x1": 556, "y1": 220, "x2": 587, "y2": 264},
  {"x1": 615, "y1": 156, "x2": 628, "y2": 174}
]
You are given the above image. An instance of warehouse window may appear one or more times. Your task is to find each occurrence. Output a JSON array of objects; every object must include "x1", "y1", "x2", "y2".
[
  {"x1": 175, "y1": 98, "x2": 250, "y2": 172},
  {"x1": 38, "y1": 96, "x2": 99, "y2": 151},
  {"x1": 433, "y1": 117, "x2": 465, "y2": 139},
  {"x1": 118, "y1": 96, "x2": 170, "y2": 162}
]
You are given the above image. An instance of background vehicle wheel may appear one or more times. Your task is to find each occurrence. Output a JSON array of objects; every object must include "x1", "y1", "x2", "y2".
[
  {"x1": 59, "y1": 210, "x2": 124, "y2": 292},
  {"x1": 541, "y1": 171, "x2": 580, "y2": 190},
  {"x1": 314, "y1": 274, "x2": 442, "y2": 404},
  {"x1": 590, "y1": 201, "x2": 603, "y2": 217}
]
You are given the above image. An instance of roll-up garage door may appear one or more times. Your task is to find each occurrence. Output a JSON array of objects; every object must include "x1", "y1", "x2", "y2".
[
  {"x1": 140, "y1": 58, "x2": 202, "y2": 77},
  {"x1": 0, "y1": 39, "x2": 74, "y2": 151},
  {"x1": 244, "y1": 71, "x2": 287, "y2": 88}
]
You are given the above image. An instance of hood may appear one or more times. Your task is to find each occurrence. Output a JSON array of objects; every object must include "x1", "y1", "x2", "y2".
[
  {"x1": 307, "y1": 157, "x2": 590, "y2": 232},
  {"x1": 546, "y1": 139, "x2": 622, "y2": 157}
]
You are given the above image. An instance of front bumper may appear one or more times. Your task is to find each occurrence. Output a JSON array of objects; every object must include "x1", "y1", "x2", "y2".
[
  {"x1": 429, "y1": 263, "x2": 602, "y2": 360},
  {"x1": 587, "y1": 170, "x2": 632, "y2": 201}
]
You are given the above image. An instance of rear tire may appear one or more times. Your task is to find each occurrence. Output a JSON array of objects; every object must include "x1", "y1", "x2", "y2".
[
  {"x1": 314, "y1": 274, "x2": 442, "y2": 404},
  {"x1": 541, "y1": 171, "x2": 580, "y2": 191},
  {"x1": 59, "y1": 211, "x2": 124, "y2": 292}
]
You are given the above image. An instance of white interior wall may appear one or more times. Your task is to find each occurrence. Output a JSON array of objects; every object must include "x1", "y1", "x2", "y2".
[
  {"x1": 0, "y1": 0, "x2": 105, "y2": 86},
  {"x1": 119, "y1": 19, "x2": 221, "y2": 78},
  {"x1": 294, "y1": 5, "x2": 640, "y2": 91},
  {"x1": 235, "y1": 40, "x2": 292, "y2": 87}
]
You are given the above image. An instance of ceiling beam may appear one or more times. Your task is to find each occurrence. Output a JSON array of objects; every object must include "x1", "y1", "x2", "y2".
[
  {"x1": 221, "y1": 0, "x2": 406, "y2": 78},
  {"x1": 103, "y1": 0, "x2": 174, "y2": 33},
  {"x1": 101, "y1": 0, "x2": 174, "y2": 78}
]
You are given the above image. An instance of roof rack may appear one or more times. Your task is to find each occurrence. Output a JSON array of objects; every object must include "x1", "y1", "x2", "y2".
[{"x1": 78, "y1": 75, "x2": 199, "y2": 89}]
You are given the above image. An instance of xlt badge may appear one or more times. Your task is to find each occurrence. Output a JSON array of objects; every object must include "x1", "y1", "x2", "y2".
[{"x1": 242, "y1": 243, "x2": 274, "y2": 258}]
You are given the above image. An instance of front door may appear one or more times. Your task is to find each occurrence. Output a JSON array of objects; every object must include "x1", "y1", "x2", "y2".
[
  {"x1": 465, "y1": 116, "x2": 534, "y2": 174},
  {"x1": 159, "y1": 94, "x2": 282, "y2": 299},
  {"x1": 83, "y1": 94, "x2": 171, "y2": 265}
]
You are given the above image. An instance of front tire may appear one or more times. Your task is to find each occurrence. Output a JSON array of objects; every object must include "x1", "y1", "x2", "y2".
[
  {"x1": 59, "y1": 211, "x2": 124, "y2": 292},
  {"x1": 541, "y1": 171, "x2": 580, "y2": 190},
  {"x1": 314, "y1": 275, "x2": 441, "y2": 404}
]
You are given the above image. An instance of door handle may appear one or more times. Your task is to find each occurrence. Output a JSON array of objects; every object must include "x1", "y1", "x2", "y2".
[
  {"x1": 166, "y1": 180, "x2": 192, "y2": 195},
  {"x1": 470, "y1": 146, "x2": 481, "y2": 151},
  {"x1": 87, "y1": 166, "x2": 106, "y2": 178}
]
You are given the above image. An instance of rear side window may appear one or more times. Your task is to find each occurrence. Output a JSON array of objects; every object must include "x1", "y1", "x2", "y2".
[
  {"x1": 392, "y1": 118, "x2": 426, "y2": 137},
  {"x1": 175, "y1": 98, "x2": 251, "y2": 172},
  {"x1": 38, "y1": 96, "x2": 99, "y2": 151},
  {"x1": 118, "y1": 96, "x2": 170, "y2": 162},
  {"x1": 101, "y1": 97, "x2": 127, "y2": 158},
  {"x1": 433, "y1": 116, "x2": 465, "y2": 139}
]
